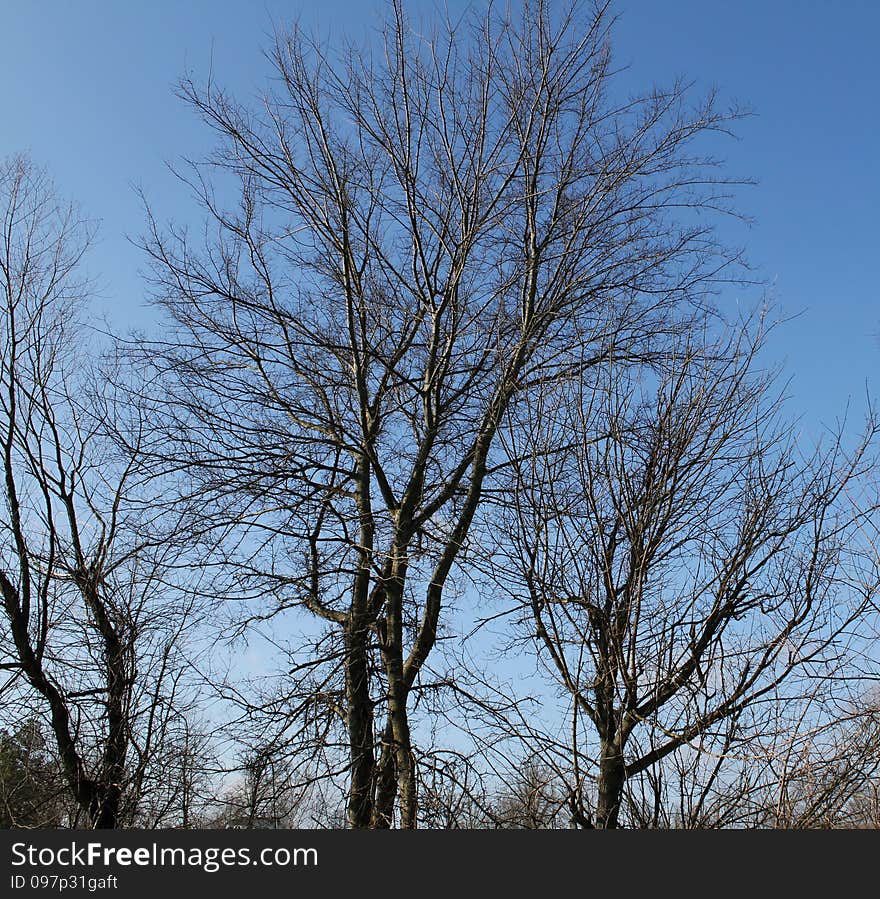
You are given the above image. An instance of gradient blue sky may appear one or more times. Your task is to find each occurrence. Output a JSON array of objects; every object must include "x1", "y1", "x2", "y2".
[{"x1": 2, "y1": 0, "x2": 878, "y2": 435}]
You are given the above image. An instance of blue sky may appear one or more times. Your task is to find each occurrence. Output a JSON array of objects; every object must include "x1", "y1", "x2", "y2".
[{"x1": 2, "y1": 0, "x2": 878, "y2": 434}]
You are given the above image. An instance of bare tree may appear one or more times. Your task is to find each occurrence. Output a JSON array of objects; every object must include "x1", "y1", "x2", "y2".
[
  {"x1": 136, "y1": 0, "x2": 748, "y2": 827},
  {"x1": 758, "y1": 690, "x2": 880, "y2": 828},
  {"x1": 490, "y1": 760, "x2": 569, "y2": 829},
  {"x1": 0, "y1": 155, "x2": 202, "y2": 828},
  {"x1": 495, "y1": 317, "x2": 880, "y2": 827}
]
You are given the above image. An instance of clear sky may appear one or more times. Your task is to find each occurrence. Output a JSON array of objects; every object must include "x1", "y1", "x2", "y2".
[{"x1": 2, "y1": 0, "x2": 878, "y2": 435}]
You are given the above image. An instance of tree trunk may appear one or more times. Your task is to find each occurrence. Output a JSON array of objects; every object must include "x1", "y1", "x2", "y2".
[
  {"x1": 90, "y1": 786, "x2": 121, "y2": 829},
  {"x1": 344, "y1": 615, "x2": 376, "y2": 828},
  {"x1": 371, "y1": 720, "x2": 397, "y2": 828},
  {"x1": 596, "y1": 739, "x2": 626, "y2": 829},
  {"x1": 379, "y1": 570, "x2": 417, "y2": 828}
]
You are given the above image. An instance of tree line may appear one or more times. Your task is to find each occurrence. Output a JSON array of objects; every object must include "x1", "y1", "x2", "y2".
[{"x1": 2, "y1": 0, "x2": 879, "y2": 829}]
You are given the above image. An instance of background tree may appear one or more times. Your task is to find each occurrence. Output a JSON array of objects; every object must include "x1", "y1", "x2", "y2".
[
  {"x1": 0, "y1": 719, "x2": 68, "y2": 827},
  {"x1": 495, "y1": 318, "x2": 880, "y2": 827},
  {"x1": 0, "y1": 154, "x2": 202, "y2": 828},
  {"x1": 136, "y1": 0, "x2": 747, "y2": 828}
]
